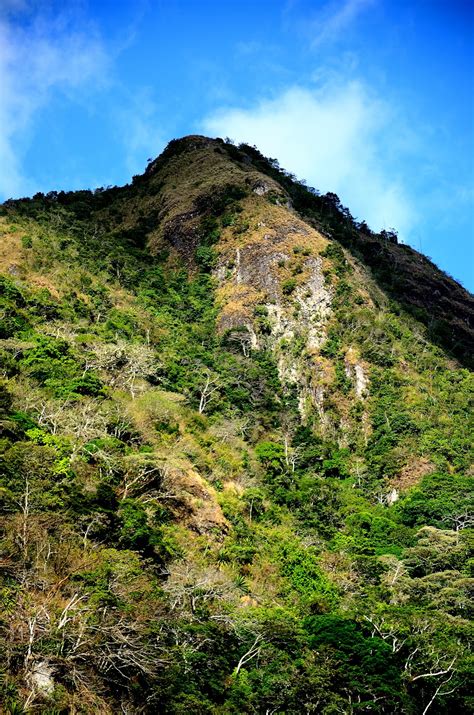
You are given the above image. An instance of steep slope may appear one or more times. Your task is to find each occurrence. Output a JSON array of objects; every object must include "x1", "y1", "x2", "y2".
[
  {"x1": 0, "y1": 136, "x2": 472, "y2": 714},
  {"x1": 221, "y1": 139, "x2": 474, "y2": 369}
]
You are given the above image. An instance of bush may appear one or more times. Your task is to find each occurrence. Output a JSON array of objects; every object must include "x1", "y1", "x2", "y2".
[
  {"x1": 196, "y1": 245, "x2": 217, "y2": 270},
  {"x1": 398, "y1": 472, "x2": 473, "y2": 528},
  {"x1": 46, "y1": 373, "x2": 106, "y2": 399},
  {"x1": 282, "y1": 278, "x2": 297, "y2": 295}
]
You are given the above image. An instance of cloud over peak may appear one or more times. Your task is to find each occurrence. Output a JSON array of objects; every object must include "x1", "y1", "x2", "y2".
[{"x1": 201, "y1": 80, "x2": 416, "y2": 238}]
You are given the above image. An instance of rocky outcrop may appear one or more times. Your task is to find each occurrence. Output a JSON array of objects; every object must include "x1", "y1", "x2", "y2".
[
  {"x1": 212, "y1": 195, "x2": 333, "y2": 416},
  {"x1": 162, "y1": 466, "x2": 229, "y2": 536},
  {"x1": 27, "y1": 660, "x2": 55, "y2": 699},
  {"x1": 344, "y1": 348, "x2": 369, "y2": 398}
]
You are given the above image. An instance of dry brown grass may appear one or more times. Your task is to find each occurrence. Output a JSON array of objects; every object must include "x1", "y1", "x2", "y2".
[
  {"x1": 390, "y1": 457, "x2": 435, "y2": 492},
  {"x1": 0, "y1": 219, "x2": 24, "y2": 271},
  {"x1": 0, "y1": 220, "x2": 63, "y2": 298}
]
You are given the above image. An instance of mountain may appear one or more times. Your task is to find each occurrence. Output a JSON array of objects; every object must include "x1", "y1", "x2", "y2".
[{"x1": 0, "y1": 135, "x2": 472, "y2": 713}]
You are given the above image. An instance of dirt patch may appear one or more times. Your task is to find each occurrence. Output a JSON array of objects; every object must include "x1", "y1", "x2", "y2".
[
  {"x1": 390, "y1": 457, "x2": 434, "y2": 492},
  {"x1": 0, "y1": 228, "x2": 24, "y2": 273},
  {"x1": 163, "y1": 467, "x2": 229, "y2": 536}
]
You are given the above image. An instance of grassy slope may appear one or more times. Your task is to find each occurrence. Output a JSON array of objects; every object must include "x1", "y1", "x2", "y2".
[
  {"x1": 226, "y1": 139, "x2": 474, "y2": 369},
  {"x1": 0, "y1": 136, "x2": 472, "y2": 713}
]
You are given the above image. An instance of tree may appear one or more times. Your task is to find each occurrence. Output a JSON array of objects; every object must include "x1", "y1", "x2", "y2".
[
  {"x1": 197, "y1": 369, "x2": 222, "y2": 414},
  {"x1": 304, "y1": 615, "x2": 403, "y2": 710}
]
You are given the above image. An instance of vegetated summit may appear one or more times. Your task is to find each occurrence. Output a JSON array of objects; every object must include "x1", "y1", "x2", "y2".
[{"x1": 0, "y1": 134, "x2": 472, "y2": 714}]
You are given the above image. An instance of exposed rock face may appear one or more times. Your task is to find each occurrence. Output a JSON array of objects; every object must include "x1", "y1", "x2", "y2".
[
  {"x1": 28, "y1": 660, "x2": 55, "y2": 697},
  {"x1": 252, "y1": 180, "x2": 271, "y2": 196},
  {"x1": 353, "y1": 364, "x2": 368, "y2": 398},
  {"x1": 210, "y1": 189, "x2": 333, "y2": 416},
  {"x1": 293, "y1": 257, "x2": 332, "y2": 349},
  {"x1": 344, "y1": 349, "x2": 369, "y2": 398},
  {"x1": 162, "y1": 210, "x2": 200, "y2": 256},
  {"x1": 234, "y1": 244, "x2": 285, "y2": 298},
  {"x1": 163, "y1": 467, "x2": 229, "y2": 535}
]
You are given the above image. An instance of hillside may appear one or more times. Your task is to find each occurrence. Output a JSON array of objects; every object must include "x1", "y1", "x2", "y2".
[{"x1": 0, "y1": 135, "x2": 472, "y2": 714}]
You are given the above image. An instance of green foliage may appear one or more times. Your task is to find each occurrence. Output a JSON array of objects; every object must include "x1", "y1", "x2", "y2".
[
  {"x1": 118, "y1": 498, "x2": 155, "y2": 552},
  {"x1": 305, "y1": 615, "x2": 402, "y2": 710},
  {"x1": 104, "y1": 308, "x2": 139, "y2": 339},
  {"x1": 398, "y1": 472, "x2": 473, "y2": 529},
  {"x1": 0, "y1": 139, "x2": 471, "y2": 713},
  {"x1": 320, "y1": 329, "x2": 341, "y2": 358},
  {"x1": 255, "y1": 441, "x2": 286, "y2": 475},
  {"x1": 321, "y1": 242, "x2": 349, "y2": 276},
  {"x1": 279, "y1": 542, "x2": 339, "y2": 609},
  {"x1": 0, "y1": 276, "x2": 31, "y2": 337},
  {"x1": 345, "y1": 511, "x2": 413, "y2": 555},
  {"x1": 321, "y1": 448, "x2": 350, "y2": 479},
  {"x1": 334, "y1": 358, "x2": 351, "y2": 393},
  {"x1": 282, "y1": 278, "x2": 297, "y2": 295},
  {"x1": 0, "y1": 381, "x2": 13, "y2": 416},
  {"x1": 48, "y1": 373, "x2": 106, "y2": 399},
  {"x1": 195, "y1": 244, "x2": 217, "y2": 269}
]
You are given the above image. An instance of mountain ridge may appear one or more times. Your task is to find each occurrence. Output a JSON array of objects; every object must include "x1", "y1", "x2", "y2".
[
  {"x1": 0, "y1": 136, "x2": 472, "y2": 713},
  {"x1": 6, "y1": 134, "x2": 473, "y2": 368}
]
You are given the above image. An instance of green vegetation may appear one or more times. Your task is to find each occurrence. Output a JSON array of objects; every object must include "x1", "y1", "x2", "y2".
[
  {"x1": 0, "y1": 136, "x2": 472, "y2": 713},
  {"x1": 225, "y1": 141, "x2": 474, "y2": 369}
]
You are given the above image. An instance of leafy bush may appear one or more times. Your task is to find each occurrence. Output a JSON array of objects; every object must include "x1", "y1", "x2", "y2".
[
  {"x1": 398, "y1": 472, "x2": 473, "y2": 528},
  {"x1": 282, "y1": 278, "x2": 297, "y2": 295}
]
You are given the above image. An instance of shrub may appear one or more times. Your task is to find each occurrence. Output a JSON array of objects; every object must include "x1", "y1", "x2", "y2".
[
  {"x1": 196, "y1": 245, "x2": 217, "y2": 270},
  {"x1": 282, "y1": 278, "x2": 297, "y2": 295}
]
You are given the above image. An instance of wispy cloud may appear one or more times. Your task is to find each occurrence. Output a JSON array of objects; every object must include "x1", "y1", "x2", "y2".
[
  {"x1": 0, "y1": 2, "x2": 110, "y2": 198},
  {"x1": 115, "y1": 87, "x2": 167, "y2": 177},
  {"x1": 310, "y1": 0, "x2": 376, "y2": 47},
  {"x1": 201, "y1": 81, "x2": 416, "y2": 237}
]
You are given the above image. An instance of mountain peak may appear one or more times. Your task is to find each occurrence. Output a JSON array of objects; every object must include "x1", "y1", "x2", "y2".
[
  {"x1": 0, "y1": 136, "x2": 472, "y2": 713},
  {"x1": 139, "y1": 136, "x2": 474, "y2": 367}
]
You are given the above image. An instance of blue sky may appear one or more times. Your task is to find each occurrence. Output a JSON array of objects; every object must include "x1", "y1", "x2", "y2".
[{"x1": 1, "y1": 0, "x2": 473, "y2": 289}]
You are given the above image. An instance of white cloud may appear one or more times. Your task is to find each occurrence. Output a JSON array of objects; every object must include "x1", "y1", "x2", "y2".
[
  {"x1": 309, "y1": 0, "x2": 376, "y2": 47},
  {"x1": 201, "y1": 82, "x2": 416, "y2": 237},
  {"x1": 0, "y1": 3, "x2": 110, "y2": 198}
]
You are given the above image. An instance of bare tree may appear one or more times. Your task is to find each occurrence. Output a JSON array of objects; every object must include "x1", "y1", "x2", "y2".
[
  {"x1": 442, "y1": 511, "x2": 473, "y2": 542},
  {"x1": 163, "y1": 562, "x2": 239, "y2": 613},
  {"x1": 83, "y1": 340, "x2": 160, "y2": 398},
  {"x1": 226, "y1": 326, "x2": 253, "y2": 357},
  {"x1": 18, "y1": 477, "x2": 31, "y2": 563},
  {"x1": 364, "y1": 614, "x2": 407, "y2": 654},
  {"x1": 119, "y1": 456, "x2": 162, "y2": 500},
  {"x1": 234, "y1": 634, "x2": 263, "y2": 676},
  {"x1": 198, "y1": 370, "x2": 222, "y2": 414}
]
